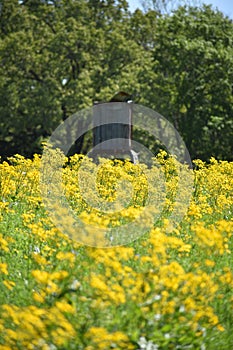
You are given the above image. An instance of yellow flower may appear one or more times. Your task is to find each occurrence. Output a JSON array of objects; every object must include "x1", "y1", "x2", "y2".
[
  {"x1": 51, "y1": 270, "x2": 69, "y2": 280},
  {"x1": 0, "y1": 263, "x2": 8, "y2": 275},
  {"x1": 0, "y1": 234, "x2": 9, "y2": 252},
  {"x1": 32, "y1": 291, "x2": 45, "y2": 303},
  {"x1": 205, "y1": 259, "x2": 215, "y2": 267},
  {"x1": 85, "y1": 327, "x2": 132, "y2": 349},
  {"x1": 32, "y1": 253, "x2": 48, "y2": 266},
  {"x1": 56, "y1": 251, "x2": 76, "y2": 264},
  {"x1": 31, "y1": 270, "x2": 50, "y2": 284},
  {"x1": 55, "y1": 301, "x2": 75, "y2": 314},
  {"x1": 3, "y1": 280, "x2": 15, "y2": 290}
]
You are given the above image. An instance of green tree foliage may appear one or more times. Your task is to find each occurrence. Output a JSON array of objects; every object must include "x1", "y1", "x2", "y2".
[
  {"x1": 141, "y1": 0, "x2": 201, "y2": 14},
  {"x1": 0, "y1": 0, "x2": 149, "y2": 157},
  {"x1": 0, "y1": 1, "x2": 232, "y2": 160},
  {"x1": 140, "y1": 5, "x2": 233, "y2": 160}
]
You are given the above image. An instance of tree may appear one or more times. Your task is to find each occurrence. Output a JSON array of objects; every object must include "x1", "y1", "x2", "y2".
[
  {"x1": 140, "y1": 0, "x2": 202, "y2": 14},
  {"x1": 0, "y1": 0, "x2": 149, "y2": 158},
  {"x1": 133, "y1": 5, "x2": 233, "y2": 160}
]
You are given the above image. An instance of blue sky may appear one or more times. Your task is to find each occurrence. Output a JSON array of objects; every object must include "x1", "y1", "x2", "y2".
[{"x1": 128, "y1": 0, "x2": 233, "y2": 18}]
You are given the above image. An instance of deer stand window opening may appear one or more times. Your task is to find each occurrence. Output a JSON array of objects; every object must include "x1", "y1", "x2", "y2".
[{"x1": 90, "y1": 92, "x2": 138, "y2": 164}]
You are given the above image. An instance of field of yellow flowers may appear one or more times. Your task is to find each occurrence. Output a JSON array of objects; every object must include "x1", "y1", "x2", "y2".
[{"x1": 0, "y1": 151, "x2": 232, "y2": 349}]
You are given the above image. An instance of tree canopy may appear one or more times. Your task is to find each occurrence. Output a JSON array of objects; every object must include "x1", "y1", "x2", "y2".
[{"x1": 0, "y1": 0, "x2": 232, "y2": 160}]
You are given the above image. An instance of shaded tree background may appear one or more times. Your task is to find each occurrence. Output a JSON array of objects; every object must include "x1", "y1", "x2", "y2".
[{"x1": 0, "y1": 0, "x2": 232, "y2": 160}]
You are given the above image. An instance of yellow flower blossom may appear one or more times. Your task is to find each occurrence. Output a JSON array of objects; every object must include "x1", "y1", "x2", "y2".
[
  {"x1": 0, "y1": 263, "x2": 8, "y2": 275},
  {"x1": 3, "y1": 280, "x2": 15, "y2": 290}
]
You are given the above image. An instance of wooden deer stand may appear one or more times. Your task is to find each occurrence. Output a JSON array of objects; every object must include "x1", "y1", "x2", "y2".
[{"x1": 90, "y1": 92, "x2": 138, "y2": 163}]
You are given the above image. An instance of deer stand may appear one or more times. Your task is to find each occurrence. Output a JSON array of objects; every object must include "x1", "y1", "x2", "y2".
[{"x1": 89, "y1": 92, "x2": 138, "y2": 164}]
